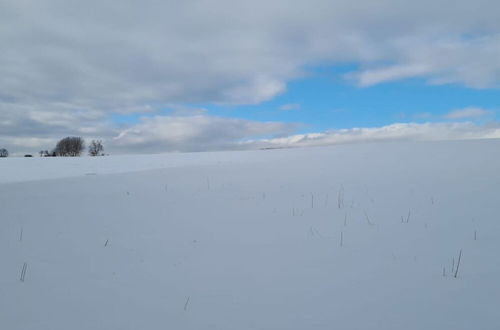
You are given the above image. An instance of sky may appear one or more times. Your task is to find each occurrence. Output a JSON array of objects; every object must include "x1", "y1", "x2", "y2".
[{"x1": 1, "y1": 0, "x2": 500, "y2": 155}]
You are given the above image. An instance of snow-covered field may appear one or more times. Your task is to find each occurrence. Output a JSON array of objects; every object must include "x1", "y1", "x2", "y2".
[{"x1": 1, "y1": 140, "x2": 500, "y2": 330}]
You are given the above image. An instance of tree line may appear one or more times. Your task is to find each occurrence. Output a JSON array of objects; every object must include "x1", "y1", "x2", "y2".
[{"x1": 0, "y1": 137, "x2": 104, "y2": 158}]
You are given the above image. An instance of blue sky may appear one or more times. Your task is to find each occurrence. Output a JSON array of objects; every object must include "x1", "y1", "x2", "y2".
[
  {"x1": 114, "y1": 64, "x2": 499, "y2": 134},
  {"x1": 205, "y1": 71, "x2": 499, "y2": 132}
]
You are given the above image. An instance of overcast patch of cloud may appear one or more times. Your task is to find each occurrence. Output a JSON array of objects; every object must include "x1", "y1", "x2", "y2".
[{"x1": 2, "y1": 0, "x2": 500, "y2": 112}]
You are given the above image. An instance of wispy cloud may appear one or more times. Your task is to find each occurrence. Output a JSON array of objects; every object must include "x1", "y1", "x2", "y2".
[
  {"x1": 444, "y1": 107, "x2": 493, "y2": 119},
  {"x1": 413, "y1": 112, "x2": 433, "y2": 119},
  {"x1": 351, "y1": 64, "x2": 433, "y2": 87},
  {"x1": 279, "y1": 103, "x2": 301, "y2": 111}
]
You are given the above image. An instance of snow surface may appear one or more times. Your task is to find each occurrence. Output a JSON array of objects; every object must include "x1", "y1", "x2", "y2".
[{"x1": 1, "y1": 140, "x2": 500, "y2": 330}]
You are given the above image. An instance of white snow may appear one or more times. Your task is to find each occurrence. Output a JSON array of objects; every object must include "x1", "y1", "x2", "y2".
[{"x1": 1, "y1": 140, "x2": 499, "y2": 329}]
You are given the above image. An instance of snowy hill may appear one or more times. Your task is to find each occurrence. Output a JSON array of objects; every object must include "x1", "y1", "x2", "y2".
[{"x1": 1, "y1": 140, "x2": 499, "y2": 330}]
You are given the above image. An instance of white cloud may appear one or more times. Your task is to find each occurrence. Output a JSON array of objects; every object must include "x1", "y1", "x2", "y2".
[
  {"x1": 351, "y1": 64, "x2": 433, "y2": 87},
  {"x1": 246, "y1": 122, "x2": 500, "y2": 149},
  {"x1": 110, "y1": 115, "x2": 299, "y2": 153},
  {"x1": 352, "y1": 35, "x2": 500, "y2": 88},
  {"x1": 444, "y1": 107, "x2": 493, "y2": 119},
  {"x1": 112, "y1": 119, "x2": 500, "y2": 154}
]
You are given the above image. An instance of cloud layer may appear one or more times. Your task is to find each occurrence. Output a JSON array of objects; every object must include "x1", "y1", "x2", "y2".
[
  {"x1": 1, "y1": 0, "x2": 500, "y2": 154},
  {"x1": 109, "y1": 119, "x2": 500, "y2": 153},
  {"x1": 111, "y1": 119, "x2": 500, "y2": 153},
  {"x1": 2, "y1": 111, "x2": 500, "y2": 155},
  {"x1": 3, "y1": 0, "x2": 500, "y2": 109},
  {"x1": 248, "y1": 122, "x2": 500, "y2": 150},
  {"x1": 111, "y1": 115, "x2": 298, "y2": 153}
]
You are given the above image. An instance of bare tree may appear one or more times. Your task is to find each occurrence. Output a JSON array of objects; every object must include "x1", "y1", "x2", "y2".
[
  {"x1": 54, "y1": 137, "x2": 85, "y2": 157},
  {"x1": 0, "y1": 148, "x2": 8, "y2": 157},
  {"x1": 88, "y1": 140, "x2": 104, "y2": 156}
]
